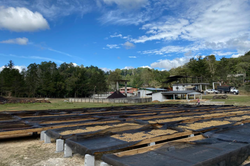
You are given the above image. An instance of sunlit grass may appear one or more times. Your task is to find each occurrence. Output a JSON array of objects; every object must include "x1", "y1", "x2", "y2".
[
  {"x1": 0, "y1": 95, "x2": 249, "y2": 111},
  {"x1": 202, "y1": 94, "x2": 250, "y2": 106}
]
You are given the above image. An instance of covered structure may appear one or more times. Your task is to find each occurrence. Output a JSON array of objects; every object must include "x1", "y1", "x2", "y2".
[
  {"x1": 138, "y1": 88, "x2": 167, "y2": 98},
  {"x1": 172, "y1": 83, "x2": 209, "y2": 92},
  {"x1": 114, "y1": 80, "x2": 129, "y2": 96},
  {"x1": 152, "y1": 90, "x2": 202, "y2": 102}
]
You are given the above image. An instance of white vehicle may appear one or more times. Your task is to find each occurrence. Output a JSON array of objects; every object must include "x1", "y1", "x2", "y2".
[{"x1": 205, "y1": 89, "x2": 219, "y2": 94}]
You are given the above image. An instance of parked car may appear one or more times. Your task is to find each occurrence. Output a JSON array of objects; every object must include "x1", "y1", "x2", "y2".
[{"x1": 205, "y1": 89, "x2": 219, "y2": 94}]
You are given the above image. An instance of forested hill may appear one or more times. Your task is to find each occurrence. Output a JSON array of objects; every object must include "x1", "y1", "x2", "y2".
[{"x1": 0, "y1": 51, "x2": 250, "y2": 98}]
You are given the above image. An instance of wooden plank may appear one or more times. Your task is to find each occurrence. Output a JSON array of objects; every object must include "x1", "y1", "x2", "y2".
[
  {"x1": 40, "y1": 117, "x2": 96, "y2": 124},
  {"x1": 0, "y1": 120, "x2": 121, "y2": 136},
  {"x1": 0, "y1": 133, "x2": 33, "y2": 139},
  {"x1": 131, "y1": 131, "x2": 193, "y2": 147},
  {"x1": 114, "y1": 135, "x2": 204, "y2": 157}
]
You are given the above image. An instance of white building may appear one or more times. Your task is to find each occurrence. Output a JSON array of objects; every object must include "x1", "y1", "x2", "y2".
[
  {"x1": 137, "y1": 90, "x2": 152, "y2": 98},
  {"x1": 152, "y1": 91, "x2": 202, "y2": 102},
  {"x1": 137, "y1": 88, "x2": 167, "y2": 98}
]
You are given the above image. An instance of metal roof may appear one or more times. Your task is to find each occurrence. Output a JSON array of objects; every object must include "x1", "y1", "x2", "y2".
[
  {"x1": 172, "y1": 83, "x2": 209, "y2": 86},
  {"x1": 145, "y1": 88, "x2": 167, "y2": 91},
  {"x1": 161, "y1": 90, "x2": 202, "y2": 95}
]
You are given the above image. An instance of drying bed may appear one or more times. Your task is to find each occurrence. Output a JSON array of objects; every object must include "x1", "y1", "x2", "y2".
[
  {"x1": 103, "y1": 139, "x2": 250, "y2": 166},
  {"x1": 102, "y1": 124, "x2": 250, "y2": 166},
  {"x1": 2, "y1": 104, "x2": 250, "y2": 165},
  {"x1": 1, "y1": 105, "x2": 249, "y2": 138}
]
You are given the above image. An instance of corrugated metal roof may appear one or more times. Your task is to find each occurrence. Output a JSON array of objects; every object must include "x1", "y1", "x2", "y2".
[
  {"x1": 161, "y1": 90, "x2": 202, "y2": 95},
  {"x1": 145, "y1": 88, "x2": 166, "y2": 91},
  {"x1": 172, "y1": 83, "x2": 209, "y2": 85}
]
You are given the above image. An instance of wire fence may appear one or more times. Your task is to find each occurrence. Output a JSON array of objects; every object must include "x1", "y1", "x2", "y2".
[{"x1": 69, "y1": 97, "x2": 152, "y2": 104}]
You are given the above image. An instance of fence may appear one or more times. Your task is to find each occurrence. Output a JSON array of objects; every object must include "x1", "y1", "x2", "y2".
[
  {"x1": 69, "y1": 97, "x2": 152, "y2": 104},
  {"x1": 92, "y1": 93, "x2": 136, "y2": 98}
]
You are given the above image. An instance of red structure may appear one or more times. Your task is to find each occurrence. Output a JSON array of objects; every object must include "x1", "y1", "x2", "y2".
[{"x1": 119, "y1": 87, "x2": 138, "y2": 94}]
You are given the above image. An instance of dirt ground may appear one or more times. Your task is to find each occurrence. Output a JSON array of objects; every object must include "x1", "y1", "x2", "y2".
[{"x1": 0, "y1": 136, "x2": 101, "y2": 166}]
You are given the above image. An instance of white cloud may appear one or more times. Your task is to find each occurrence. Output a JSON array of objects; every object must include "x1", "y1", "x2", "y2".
[
  {"x1": 141, "y1": 45, "x2": 201, "y2": 55},
  {"x1": 72, "y1": 63, "x2": 78, "y2": 67},
  {"x1": 0, "y1": 37, "x2": 28, "y2": 45},
  {"x1": 0, "y1": 7, "x2": 49, "y2": 32},
  {"x1": 47, "y1": 48, "x2": 73, "y2": 57},
  {"x1": 103, "y1": 0, "x2": 148, "y2": 9},
  {"x1": 0, "y1": 53, "x2": 64, "y2": 64},
  {"x1": 0, "y1": 65, "x2": 27, "y2": 72},
  {"x1": 129, "y1": 56, "x2": 137, "y2": 58},
  {"x1": 151, "y1": 57, "x2": 190, "y2": 70},
  {"x1": 99, "y1": 9, "x2": 151, "y2": 25},
  {"x1": 133, "y1": 19, "x2": 189, "y2": 43},
  {"x1": 105, "y1": 44, "x2": 120, "y2": 49},
  {"x1": 231, "y1": 54, "x2": 243, "y2": 58},
  {"x1": 110, "y1": 33, "x2": 130, "y2": 40},
  {"x1": 133, "y1": 1, "x2": 250, "y2": 43},
  {"x1": 110, "y1": 34, "x2": 122, "y2": 38},
  {"x1": 98, "y1": 0, "x2": 164, "y2": 25},
  {"x1": 100, "y1": 67, "x2": 112, "y2": 72},
  {"x1": 123, "y1": 42, "x2": 135, "y2": 49},
  {"x1": 132, "y1": 1, "x2": 250, "y2": 55},
  {"x1": 0, "y1": 66, "x2": 5, "y2": 71},
  {"x1": 213, "y1": 51, "x2": 237, "y2": 56},
  {"x1": 184, "y1": 50, "x2": 193, "y2": 57},
  {"x1": 123, "y1": 66, "x2": 134, "y2": 69},
  {"x1": 25, "y1": 0, "x2": 94, "y2": 20},
  {"x1": 28, "y1": 56, "x2": 64, "y2": 63},
  {"x1": 140, "y1": 66, "x2": 152, "y2": 69}
]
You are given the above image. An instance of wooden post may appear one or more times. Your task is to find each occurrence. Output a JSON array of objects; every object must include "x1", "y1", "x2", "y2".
[
  {"x1": 116, "y1": 81, "x2": 119, "y2": 91},
  {"x1": 125, "y1": 81, "x2": 127, "y2": 96}
]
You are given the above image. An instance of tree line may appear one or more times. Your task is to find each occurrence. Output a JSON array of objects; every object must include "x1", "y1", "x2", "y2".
[
  {"x1": 169, "y1": 51, "x2": 250, "y2": 90},
  {"x1": 0, "y1": 61, "x2": 107, "y2": 97},
  {"x1": 0, "y1": 51, "x2": 249, "y2": 97}
]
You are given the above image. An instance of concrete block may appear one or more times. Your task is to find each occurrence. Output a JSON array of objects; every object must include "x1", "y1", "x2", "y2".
[
  {"x1": 44, "y1": 133, "x2": 51, "y2": 143},
  {"x1": 40, "y1": 131, "x2": 45, "y2": 141},
  {"x1": 100, "y1": 162, "x2": 111, "y2": 166},
  {"x1": 55, "y1": 139, "x2": 64, "y2": 153},
  {"x1": 148, "y1": 142, "x2": 155, "y2": 146},
  {"x1": 64, "y1": 144, "x2": 72, "y2": 158},
  {"x1": 84, "y1": 154, "x2": 95, "y2": 166}
]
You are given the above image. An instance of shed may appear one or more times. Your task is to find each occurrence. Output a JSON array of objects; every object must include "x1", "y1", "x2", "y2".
[
  {"x1": 138, "y1": 88, "x2": 167, "y2": 98},
  {"x1": 137, "y1": 90, "x2": 152, "y2": 98},
  {"x1": 172, "y1": 83, "x2": 209, "y2": 92},
  {"x1": 152, "y1": 91, "x2": 202, "y2": 102}
]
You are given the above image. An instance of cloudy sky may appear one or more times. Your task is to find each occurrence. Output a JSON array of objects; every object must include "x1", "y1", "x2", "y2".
[{"x1": 0, "y1": 0, "x2": 250, "y2": 71}]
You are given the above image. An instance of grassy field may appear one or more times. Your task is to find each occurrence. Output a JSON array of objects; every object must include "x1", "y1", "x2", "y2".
[
  {"x1": 0, "y1": 98, "x2": 181, "y2": 111},
  {"x1": 0, "y1": 95, "x2": 249, "y2": 111},
  {"x1": 202, "y1": 94, "x2": 250, "y2": 106},
  {"x1": 0, "y1": 99, "x2": 131, "y2": 111}
]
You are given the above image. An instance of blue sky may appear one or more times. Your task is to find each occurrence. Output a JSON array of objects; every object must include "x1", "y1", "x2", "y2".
[{"x1": 0, "y1": 0, "x2": 250, "y2": 72}]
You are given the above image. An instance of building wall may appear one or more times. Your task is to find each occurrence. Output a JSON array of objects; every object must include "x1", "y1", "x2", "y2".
[
  {"x1": 138, "y1": 90, "x2": 152, "y2": 98},
  {"x1": 152, "y1": 92, "x2": 167, "y2": 102},
  {"x1": 173, "y1": 85, "x2": 186, "y2": 91},
  {"x1": 120, "y1": 87, "x2": 138, "y2": 93}
]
